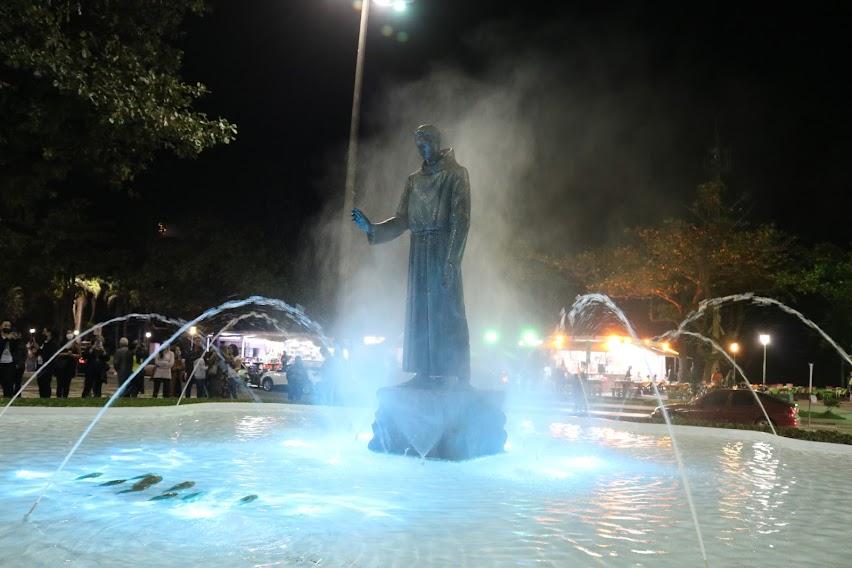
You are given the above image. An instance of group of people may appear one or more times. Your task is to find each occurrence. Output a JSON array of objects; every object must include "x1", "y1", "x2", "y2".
[
  {"x1": 0, "y1": 320, "x2": 248, "y2": 400},
  {"x1": 1, "y1": 318, "x2": 348, "y2": 404},
  {"x1": 0, "y1": 322, "x2": 85, "y2": 399},
  {"x1": 145, "y1": 343, "x2": 248, "y2": 399}
]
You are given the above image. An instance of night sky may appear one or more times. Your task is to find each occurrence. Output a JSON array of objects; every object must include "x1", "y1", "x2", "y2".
[{"x1": 138, "y1": 0, "x2": 851, "y2": 384}]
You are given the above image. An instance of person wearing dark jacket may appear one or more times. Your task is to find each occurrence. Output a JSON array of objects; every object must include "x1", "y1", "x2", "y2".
[
  {"x1": 0, "y1": 321, "x2": 24, "y2": 398},
  {"x1": 113, "y1": 338, "x2": 133, "y2": 397},
  {"x1": 82, "y1": 348, "x2": 107, "y2": 397},
  {"x1": 287, "y1": 356, "x2": 309, "y2": 402},
  {"x1": 55, "y1": 332, "x2": 79, "y2": 398},
  {"x1": 38, "y1": 328, "x2": 58, "y2": 398}
]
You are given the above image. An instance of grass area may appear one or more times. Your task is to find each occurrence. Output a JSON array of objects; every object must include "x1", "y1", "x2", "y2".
[
  {"x1": 1, "y1": 397, "x2": 257, "y2": 407},
  {"x1": 798, "y1": 409, "x2": 846, "y2": 420}
]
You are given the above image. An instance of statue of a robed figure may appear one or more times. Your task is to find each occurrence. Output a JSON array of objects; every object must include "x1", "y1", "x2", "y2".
[
  {"x1": 352, "y1": 125, "x2": 505, "y2": 461},
  {"x1": 352, "y1": 124, "x2": 470, "y2": 387}
]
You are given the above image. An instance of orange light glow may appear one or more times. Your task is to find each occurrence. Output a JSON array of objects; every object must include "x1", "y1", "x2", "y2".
[{"x1": 606, "y1": 335, "x2": 622, "y2": 351}]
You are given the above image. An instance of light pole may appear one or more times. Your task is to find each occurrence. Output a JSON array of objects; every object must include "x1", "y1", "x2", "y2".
[
  {"x1": 759, "y1": 334, "x2": 771, "y2": 386},
  {"x1": 339, "y1": 0, "x2": 411, "y2": 317},
  {"x1": 728, "y1": 342, "x2": 740, "y2": 386}
]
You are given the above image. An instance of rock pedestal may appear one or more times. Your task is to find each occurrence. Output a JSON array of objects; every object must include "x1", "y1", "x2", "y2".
[{"x1": 367, "y1": 385, "x2": 507, "y2": 461}]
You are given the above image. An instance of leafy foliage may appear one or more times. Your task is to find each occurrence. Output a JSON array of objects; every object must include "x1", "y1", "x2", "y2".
[
  {"x1": 546, "y1": 181, "x2": 796, "y2": 382},
  {"x1": 565, "y1": 182, "x2": 793, "y2": 323},
  {"x1": 0, "y1": 0, "x2": 236, "y2": 206},
  {"x1": 0, "y1": 0, "x2": 238, "y2": 331}
]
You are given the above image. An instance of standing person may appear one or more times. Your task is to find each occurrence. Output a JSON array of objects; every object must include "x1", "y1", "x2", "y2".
[
  {"x1": 113, "y1": 338, "x2": 134, "y2": 397},
  {"x1": 25, "y1": 335, "x2": 41, "y2": 372},
  {"x1": 287, "y1": 356, "x2": 308, "y2": 402},
  {"x1": 187, "y1": 351, "x2": 209, "y2": 398},
  {"x1": 82, "y1": 348, "x2": 107, "y2": 397},
  {"x1": 0, "y1": 321, "x2": 23, "y2": 398},
  {"x1": 184, "y1": 344, "x2": 202, "y2": 398},
  {"x1": 224, "y1": 350, "x2": 240, "y2": 400},
  {"x1": 318, "y1": 347, "x2": 341, "y2": 405},
  {"x1": 54, "y1": 332, "x2": 79, "y2": 398},
  {"x1": 132, "y1": 341, "x2": 147, "y2": 395},
  {"x1": 205, "y1": 351, "x2": 221, "y2": 398},
  {"x1": 38, "y1": 328, "x2": 58, "y2": 398},
  {"x1": 151, "y1": 347, "x2": 174, "y2": 398},
  {"x1": 710, "y1": 367, "x2": 723, "y2": 389},
  {"x1": 171, "y1": 345, "x2": 186, "y2": 398},
  {"x1": 279, "y1": 350, "x2": 289, "y2": 373}
]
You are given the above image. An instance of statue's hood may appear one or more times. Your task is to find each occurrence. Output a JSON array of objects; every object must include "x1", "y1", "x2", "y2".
[{"x1": 420, "y1": 148, "x2": 456, "y2": 175}]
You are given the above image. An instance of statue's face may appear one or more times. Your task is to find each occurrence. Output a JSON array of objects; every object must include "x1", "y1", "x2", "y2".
[{"x1": 415, "y1": 134, "x2": 440, "y2": 163}]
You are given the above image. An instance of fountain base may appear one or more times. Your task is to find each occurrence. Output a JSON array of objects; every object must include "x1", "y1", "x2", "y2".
[{"x1": 368, "y1": 385, "x2": 507, "y2": 461}]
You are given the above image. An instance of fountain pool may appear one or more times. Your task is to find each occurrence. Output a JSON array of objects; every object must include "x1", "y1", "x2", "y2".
[{"x1": 1, "y1": 404, "x2": 850, "y2": 567}]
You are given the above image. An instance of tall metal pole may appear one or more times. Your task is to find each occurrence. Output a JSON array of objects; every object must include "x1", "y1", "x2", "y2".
[
  {"x1": 732, "y1": 352, "x2": 737, "y2": 386},
  {"x1": 762, "y1": 344, "x2": 767, "y2": 386},
  {"x1": 339, "y1": 0, "x2": 371, "y2": 318},
  {"x1": 808, "y1": 362, "x2": 813, "y2": 428}
]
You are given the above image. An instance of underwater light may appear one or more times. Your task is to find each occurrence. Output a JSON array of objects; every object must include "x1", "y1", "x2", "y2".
[
  {"x1": 563, "y1": 455, "x2": 603, "y2": 470},
  {"x1": 15, "y1": 470, "x2": 50, "y2": 480}
]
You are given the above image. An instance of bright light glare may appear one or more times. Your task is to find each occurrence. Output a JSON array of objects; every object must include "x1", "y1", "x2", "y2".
[
  {"x1": 29, "y1": 328, "x2": 36, "y2": 334},
  {"x1": 15, "y1": 470, "x2": 49, "y2": 480},
  {"x1": 73, "y1": 330, "x2": 80, "y2": 336},
  {"x1": 519, "y1": 329, "x2": 541, "y2": 347},
  {"x1": 483, "y1": 329, "x2": 499, "y2": 345},
  {"x1": 606, "y1": 335, "x2": 621, "y2": 351},
  {"x1": 189, "y1": 326, "x2": 197, "y2": 336},
  {"x1": 729, "y1": 342, "x2": 740, "y2": 354},
  {"x1": 759, "y1": 334, "x2": 771, "y2": 346},
  {"x1": 145, "y1": 332, "x2": 152, "y2": 338},
  {"x1": 363, "y1": 335, "x2": 386, "y2": 346},
  {"x1": 392, "y1": 1, "x2": 407, "y2": 12},
  {"x1": 176, "y1": 504, "x2": 217, "y2": 519},
  {"x1": 563, "y1": 455, "x2": 603, "y2": 470}
]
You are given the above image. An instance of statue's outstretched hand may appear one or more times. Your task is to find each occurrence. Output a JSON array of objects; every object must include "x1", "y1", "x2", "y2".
[{"x1": 351, "y1": 208, "x2": 373, "y2": 236}]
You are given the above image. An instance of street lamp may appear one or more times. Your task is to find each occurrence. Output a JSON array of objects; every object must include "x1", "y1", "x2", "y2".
[
  {"x1": 339, "y1": 0, "x2": 413, "y2": 315},
  {"x1": 728, "y1": 342, "x2": 740, "y2": 386},
  {"x1": 758, "y1": 334, "x2": 771, "y2": 386}
]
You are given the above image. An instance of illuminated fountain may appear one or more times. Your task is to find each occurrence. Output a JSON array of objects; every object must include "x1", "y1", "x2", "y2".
[{"x1": 1, "y1": 294, "x2": 852, "y2": 566}]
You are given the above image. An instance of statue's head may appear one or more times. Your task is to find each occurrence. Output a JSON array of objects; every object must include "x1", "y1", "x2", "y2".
[{"x1": 415, "y1": 124, "x2": 441, "y2": 164}]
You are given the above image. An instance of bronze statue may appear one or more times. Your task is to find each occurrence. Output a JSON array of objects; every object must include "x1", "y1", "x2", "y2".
[{"x1": 352, "y1": 124, "x2": 471, "y2": 387}]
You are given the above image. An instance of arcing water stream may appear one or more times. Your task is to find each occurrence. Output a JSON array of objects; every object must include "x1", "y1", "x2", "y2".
[{"x1": 24, "y1": 296, "x2": 329, "y2": 520}]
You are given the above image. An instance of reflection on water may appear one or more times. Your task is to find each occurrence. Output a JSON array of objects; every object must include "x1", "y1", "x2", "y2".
[
  {"x1": 717, "y1": 440, "x2": 791, "y2": 540},
  {"x1": 0, "y1": 407, "x2": 850, "y2": 567}
]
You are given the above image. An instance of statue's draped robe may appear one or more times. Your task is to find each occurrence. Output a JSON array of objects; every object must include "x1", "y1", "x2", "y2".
[{"x1": 369, "y1": 148, "x2": 471, "y2": 380}]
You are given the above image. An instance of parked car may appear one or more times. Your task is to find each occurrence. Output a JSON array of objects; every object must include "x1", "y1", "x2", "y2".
[
  {"x1": 249, "y1": 365, "x2": 319, "y2": 394},
  {"x1": 652, "y1": 389, "x2": 799, "y2": 428}
]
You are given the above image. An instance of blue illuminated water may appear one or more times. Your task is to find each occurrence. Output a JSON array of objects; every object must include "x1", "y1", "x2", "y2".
[{"x1": 1, "y1": 404, "x2": 850, "y2": 567}]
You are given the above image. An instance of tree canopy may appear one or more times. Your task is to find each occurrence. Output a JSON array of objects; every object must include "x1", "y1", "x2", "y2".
[
  {"x1": 0, "y1": 0, "x2": 237, "y2": 333},
  {"x1": 549, "y1": 181, "x2": 797, "y2": 381},
  {"x1": 0, "y1": 0, "x2": 236, "y2": 207}
]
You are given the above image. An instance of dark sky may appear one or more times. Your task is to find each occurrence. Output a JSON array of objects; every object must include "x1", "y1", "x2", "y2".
[
  {"x1": 140, "y1": 0, "x2": 852, "y2": 246},
  {"x1": 136, "y1": 1, "x2": 852, "y2": 384}
]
